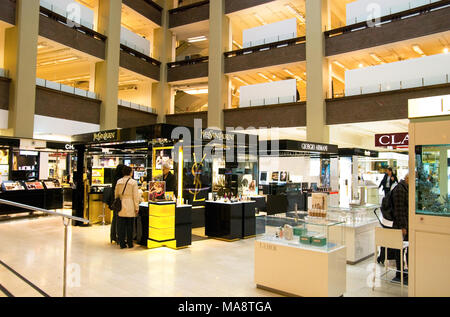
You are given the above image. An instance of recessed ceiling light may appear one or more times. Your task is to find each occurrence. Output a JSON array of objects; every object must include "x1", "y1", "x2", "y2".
[
  {"x1": 358, "y1": 63, "x2": 364, "y2": 68},
  {"x1": 257, "y1": 73, "x2": 272, "y2": 82},
  {"x1": 283, "y1": 68, "x2": 295, "y2": 77},
  {"x1": 444, "y1": 47, "x2": 449, "y2": 54},
  {"x1": 232, "y1": 40, "x2": 243, "y2": 49}
]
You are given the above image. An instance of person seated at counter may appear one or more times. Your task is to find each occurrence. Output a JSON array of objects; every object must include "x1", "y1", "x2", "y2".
[
  {"x1": 162, "y1": 163, "x2": 176, "y2": 194},
  {"x1": 114, "y1": 166, "x2": 140, "y2": 249}
]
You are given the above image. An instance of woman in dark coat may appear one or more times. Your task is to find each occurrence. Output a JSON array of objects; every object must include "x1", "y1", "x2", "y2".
[{"x1": 110, "y1": 164, "x2": 125, "y2": 243}]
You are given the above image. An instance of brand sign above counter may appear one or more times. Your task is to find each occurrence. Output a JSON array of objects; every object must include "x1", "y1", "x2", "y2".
[{"x1": 375, "y1": 133, "x2": 409, "y2": 148}]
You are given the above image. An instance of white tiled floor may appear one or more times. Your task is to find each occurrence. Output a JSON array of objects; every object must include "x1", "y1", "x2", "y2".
[{"x1": 0, "y1": 216, "x2": 406, "y2": 297}]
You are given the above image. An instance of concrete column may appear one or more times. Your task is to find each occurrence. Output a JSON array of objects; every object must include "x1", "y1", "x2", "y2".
[
  {"x1": 94, "y1": 0, "x2": 122, "y2": 131},
  {"x1": 152, "y1": 1, "x2": 174, "y2": 122},
  {"x1": 306, "y1": 0, "x2": 330, "y2": 143},
  {"x1": 4, "y1": 0, "x2": 40, "y2": 138},
  {"x1": 208, "y1": 0, "x2": 230, "y2": 130}
]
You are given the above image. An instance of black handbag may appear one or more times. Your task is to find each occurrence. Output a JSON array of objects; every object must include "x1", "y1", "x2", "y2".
[{"x1": 111, "y1": 179, "x2": 130, "y2": 213}]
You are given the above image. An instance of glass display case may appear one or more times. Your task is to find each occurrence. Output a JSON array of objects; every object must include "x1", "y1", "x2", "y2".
[
  {"x1": 327, "y1": 205, "x2": 379, "y2": 227},
  {"x1": 256, "y1": 214, "x2": 345, "y2": 252},
  {"x1": 415, "y1": 145, "x2": 450, "y2": 217}
]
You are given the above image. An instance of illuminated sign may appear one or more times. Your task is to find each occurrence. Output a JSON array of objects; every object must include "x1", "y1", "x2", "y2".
[
  {"x1": 409, "y1": 95, "x2": 450, "y2": 118},
  {"x1": 375, "y1": 133, "x2": 409, "y2": 147},
  {"x1": 201, "y1": 130, "x2": 234, "y2": 141},
  {"x1": 301, "y1": 143, "x2": 329, "y2": 152},
  {"x1": 93, "y1": 131, "x2": 117, "y2": 142}
]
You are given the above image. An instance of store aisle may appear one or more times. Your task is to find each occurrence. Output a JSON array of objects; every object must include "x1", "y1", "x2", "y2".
[{"x1": 0, "y1": 217, "x2": 405, "y2": 297}]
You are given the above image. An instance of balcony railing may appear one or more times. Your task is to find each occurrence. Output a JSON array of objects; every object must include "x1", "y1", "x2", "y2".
[
  {"x1": 224, "y1": 36, "x2": 306, "y2": 58},
  {"x1": 40, "y1": 0, "x2": 95, "y2": 29},
  {"x1": 167, "y1": 56, "x2": 209, "y2": 68},
  {"x1": 120, "y1": 44, "x2": 161, "y2": 66},
  {"x1": 169, "y1": 0, "x2": 209, "y2": 14},
  {"x1": 36, "y1": 78, "x2": 98, "y2": 99},
  {"x1": 118, "y1": 99, "x2": 157, "y2": 114},
  {"x1": 332, "y1": 73, "x2": 450, "y2": 98},
  {"x1": 39, "y1": 5, "x2": 107, "y2": 42},
  {"x1": 239, "y1": 96, "x2": 298, "y2": 108},
  {"x1": 325, "y1": 0, "x2": 450, "y2": 37}
]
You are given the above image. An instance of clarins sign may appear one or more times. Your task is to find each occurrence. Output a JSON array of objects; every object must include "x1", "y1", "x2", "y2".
[{"x1": 375, "y1": 133, "x2": 409, "y2": 147}]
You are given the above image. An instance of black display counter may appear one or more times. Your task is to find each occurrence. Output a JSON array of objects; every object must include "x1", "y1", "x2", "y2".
[
  {"x1": 0, "y1": 188, "x2": 64, "y2": 215},
  {"x1": 205, "y1": 201, "x2": 256, "y2": 241}
]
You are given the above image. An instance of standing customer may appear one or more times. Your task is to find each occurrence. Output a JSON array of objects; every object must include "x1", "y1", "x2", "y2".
[
  {"x1": 110, "y1": 164, "x2": 125, "y2": 244},
  {"x1": 379, "y1": 167, "x2": 398, "y2": 197},
  {"x1": 115, "y1": 166, "x2": 140, "y2": 249},
  {"x1": 391, "y1": 173, "x2": 409, "y2": 284}
]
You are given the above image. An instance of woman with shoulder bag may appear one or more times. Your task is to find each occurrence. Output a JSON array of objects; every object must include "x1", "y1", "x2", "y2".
[{"x1": 114, "y1": 166, "x2": 140, "y2": 249}]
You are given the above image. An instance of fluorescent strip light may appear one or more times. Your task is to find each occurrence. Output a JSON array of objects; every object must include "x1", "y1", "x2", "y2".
[
  {"x1": 370, "y1": 53, "x2": 385, "y2": 64},
  {"x1": 285, "y1": 4, "x2": 305, "y2": 23},
  {"x1": 184, "y1": 88, "x2": 208, "y2": 95},
  {"x1": 119, "y1": 79, "x2": 140, "y2": 85},
  {"x1": 57, "y1": 57, "x2": 78, "y2": 63},
  {"x1": 412, "y1": 44, "x2": 426, "y2": 56},
  {"x1": 39, "y1": 61, "x2": 56, "y2": 66},
  {"x1": 233, "y1": 76, "x2": 249, "y2": 85},
  {"x1": 283, "y1": 68, "x2": 295, "y2": 76},
  {"x1": 253, "y1": 13, "x2": 267, "y2": 25},
  {"x1": 187, "y1": 36, "x2": 207, "y2": 43},
  {"x1": 257, "y1": 73, "x2": 272, "y2": 82},
  {"x1": 332, "y1": 61, "x2": 348, "y2": 70},
  {"x1": 232, "y1": 40, "x2": 243, "y2": 49}
]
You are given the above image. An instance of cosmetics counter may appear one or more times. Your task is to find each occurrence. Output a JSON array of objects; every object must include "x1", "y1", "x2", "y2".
[{"x1": 0, "y1": 180, "x2": 63, "y2": 215}]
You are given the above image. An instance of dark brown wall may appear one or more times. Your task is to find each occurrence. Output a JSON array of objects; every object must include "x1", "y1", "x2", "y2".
[
  {"x1": 225, "y1": 43, "x2": 306, "y2": 74},
  {"x1": 39, "y1": 15, "x2": 106, "y2": 60},
  {"x1": 0, "y1": 77, "x2": 10, "y2": 111},
  {"x1": 165, "y1": 112, "x2": 207, "y2": 128},
  {"x1": 167, "y1": 62, "x2": 208, "y2": 82},
  {"x1": 0, "y1": 0, "x2": 15, "y2": 25},
  {"x1": 118, "y1": 107, "x2": 157, "y2": 129},
  {"x1": 326, "y1": 6, "x2": 450, "y2": 57},
  {"x1": 326, "y1": 83, "x2": 450, "y2": 125},
  {"x1": 35, "y1": 86, "x2": 101, "y2": 124},
  {"x1": 122, "y1": 0, "x2": 162, "y2": 26},
  {"x1": 224, "y1": 102, "x2": 306, "y2": 129},
  {"x1": 225, "y1": 0, "x2": 276, "y2": 14},
  {"x1": 169, "y1": 3, "x2": 209, "y2": 29},
  {"x1": 120, "y1": 51, "x2": 160, "y2": 81}
]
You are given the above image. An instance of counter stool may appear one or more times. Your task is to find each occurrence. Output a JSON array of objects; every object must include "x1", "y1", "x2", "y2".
[{"x1": 372, "y1": 227, "x2": 408, "y2": 295}]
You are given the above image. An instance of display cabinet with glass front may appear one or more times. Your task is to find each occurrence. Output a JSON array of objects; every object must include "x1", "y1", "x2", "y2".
[
  {"x1": 415, "y1": 145, "x2": 450, "y2": 217},
  {"x1": 256, "y1": 214, "x2": 344, "y2": 252},
  {"x1": 327, "y1": 205, "x2": 379, "y2": 227}
]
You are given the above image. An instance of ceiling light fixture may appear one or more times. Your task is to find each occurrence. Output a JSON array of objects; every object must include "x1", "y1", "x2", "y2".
[
  {"x1": 412, "y1": 44, "x2": 426, "y2": 56},
  {"x1": 119, "y1": 79, "x2": 140, "y2": 85},
  {"x1": 444, "y1": 47, "x2": 449, "y2": 54},
  {"x1": 187, "y1": 36, "x2": 207, "y2": 43},
  {"x1": 233, "y1": 76, "x2": 249, "y2": 85},
  {"x1": 232, "y1": 40, "x2": 243, "y2": 49},
  {"x1": 332, "y1": 61, "x2": 348, "y2": 70},
  {"x1": 285, "y1": 4, "x2": 306, "y2": 24},
  {"x1": 283, "y1": 68, "x2": 295, "y2": 77},
  {"x1": 370, "y1": 53, "x2": 386, "y2": 64},
  {"x1": 184, "y1": 88, "x2": 208, "y2": 95},
  {"x1": 257, "y1": 73, "x2": 273, "y2": 82},
  {"x1": 58, "y1": 57, "x2": 79, "y2": 63},
  {"x1": 253, "y1": 13, "x2": 267, "y2": 25}
]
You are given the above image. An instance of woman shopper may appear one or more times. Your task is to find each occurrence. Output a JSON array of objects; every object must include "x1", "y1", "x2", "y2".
[
  {"x1": 110, "y1": 164, "x2": 125, "y2": 244},
  {"x1": 114, "y1": 166, "x2": 140, "y2": 249}
]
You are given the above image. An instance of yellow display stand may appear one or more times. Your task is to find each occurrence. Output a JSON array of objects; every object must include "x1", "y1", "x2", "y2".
[{"x1": 148, "y1": 201, "x2": 185, "y2": 250}]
